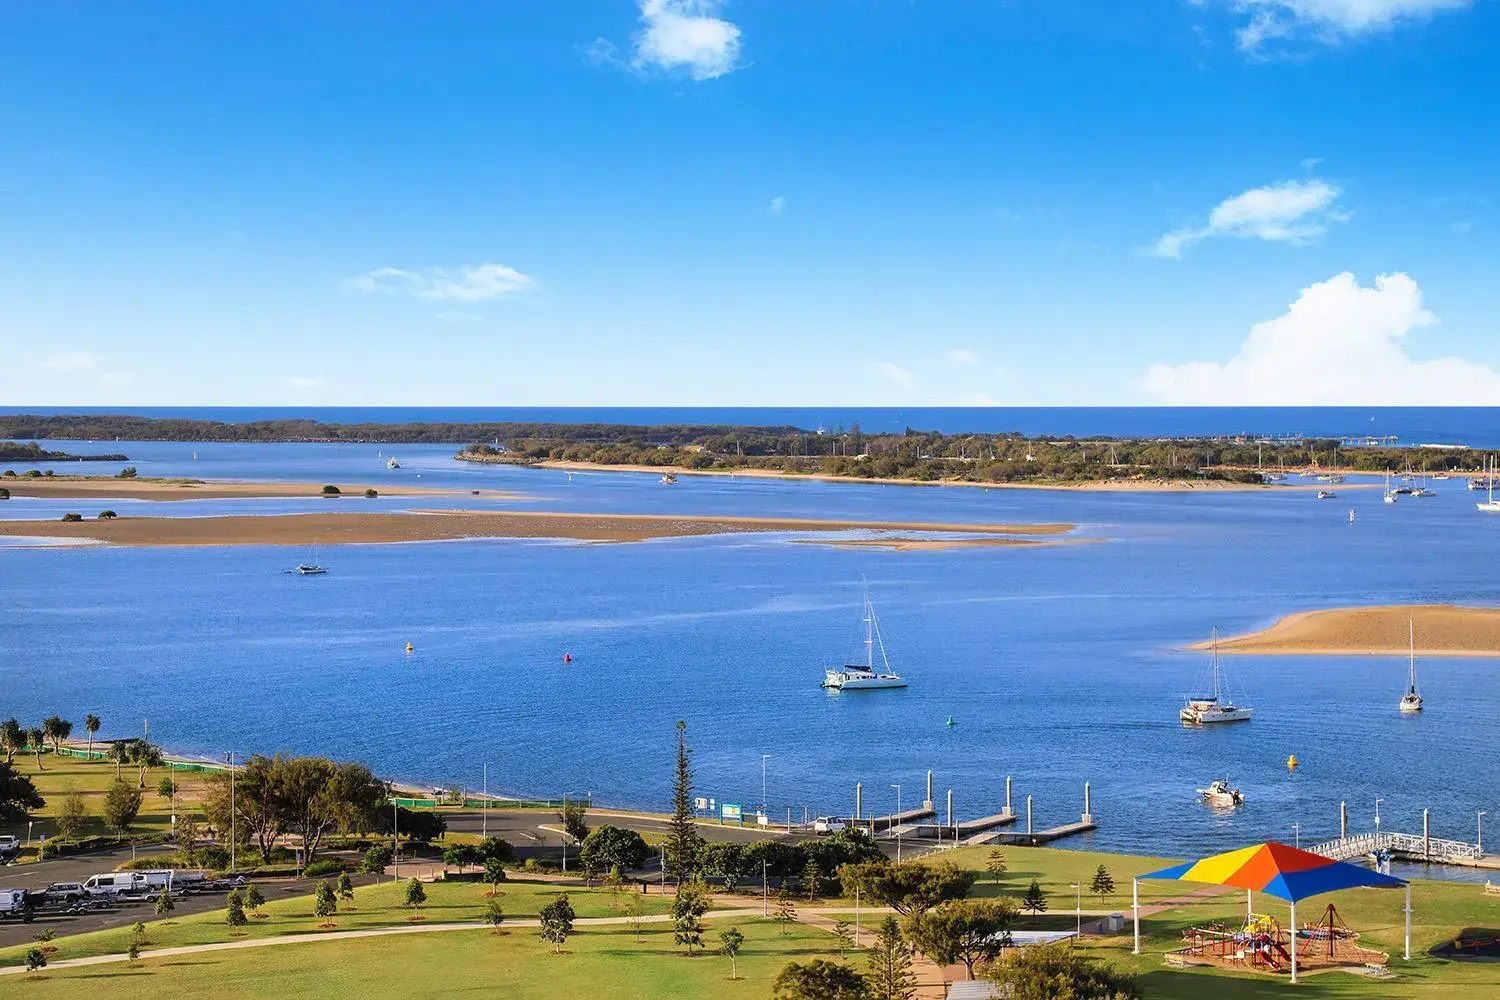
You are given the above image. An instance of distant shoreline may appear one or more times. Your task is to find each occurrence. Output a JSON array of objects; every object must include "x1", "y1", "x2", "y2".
[
  {"x1": 1193, "y1": 604, "x2": 1500, "y2": 657},
  {"x1": 0, "y1": 475, "x2": 510, "y2": 502},
  {"x1": 0, "y1": 509, "x2": 1076, "y2": 549}
]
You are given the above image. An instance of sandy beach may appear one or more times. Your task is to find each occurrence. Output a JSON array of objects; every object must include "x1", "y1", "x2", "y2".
[
  {"x1": 0, "y1": 476, "x2": 509, "y2": 501},
  {"x1": 0, "y1": 509, "x2": 1074, "y2": 548},
  {"x1": 1196, "y1": 604, "x2": 1500, "y2": 657},
  {"x1": 527, "y1": 459, "x2": 1369, "y2": 492}
]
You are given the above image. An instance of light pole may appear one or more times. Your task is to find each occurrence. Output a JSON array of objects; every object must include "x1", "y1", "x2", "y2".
[
  {"x1": 761, "y1": 755, "x2": 771, "y2": 822},
  {"x1": 481, "y1": 763, "x2": 487, "y2": 840},
  {"x1": 891, "y1": 784, "x2": 902, "y2": 862},
  {"x1": 762, "y1": 859, "x2": 768, "y2": 916},
  {"x1": 228, "y1": 751, "x2": 236, "y2": 875},
  {"x1": 1479, "y1": 811, "x2": 1488, "y2": 854},
  {"x1": 1375, "y1": 798, "x2": 1383, "y2": 846},
  {"x1": 1292, "y1": 823, "x2": 1301, "y2": 849},
  {"x1": 26, "y1": 820, "x2": 33, "y2": 847},
  {"x1": 1071, "y1": 882, "x2": 1081, "y2": 938}
]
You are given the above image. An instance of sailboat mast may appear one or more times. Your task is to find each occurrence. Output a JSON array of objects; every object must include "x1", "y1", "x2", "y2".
[
  {"x1": 1212, "y1": 627, "x2": 1222, "y2": 700},
  {"x1": 864, "y1": 593, "x2": 874, "y2": 670},
  {"x1": 1409, "y1": 620, "x2": 1417, "y2": 691}
]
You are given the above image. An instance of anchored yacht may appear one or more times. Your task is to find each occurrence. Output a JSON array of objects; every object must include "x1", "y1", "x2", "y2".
[
  {"x1": 1181, "y1": 628, "x2": 1253, "y2": 725},
  {"x1": 1399, "y1": 620, "x2": 1423, "y2": 714},
  {"x1": 823, "y1": 587, "x2": 907, "y2": 691}
]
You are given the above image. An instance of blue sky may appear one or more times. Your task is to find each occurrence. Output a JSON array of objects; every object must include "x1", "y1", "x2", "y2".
[{"x1": 2, "y1": 0, "x2": 1497, "y2": 406}]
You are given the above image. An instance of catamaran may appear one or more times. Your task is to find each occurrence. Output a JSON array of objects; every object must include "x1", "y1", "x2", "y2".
[
  {"x1": 1180, "y1": 628, "x2": 1253, "y2": 725},
  {"x1": 1399, "y1": 620, "x2": 1423, "y2": 714},
  {"x1": 822, "y1": 587, "x2": 907, "y2": 691},
  {"x1": 294, "y1": 543, "x2": 327, "y2": 575}
]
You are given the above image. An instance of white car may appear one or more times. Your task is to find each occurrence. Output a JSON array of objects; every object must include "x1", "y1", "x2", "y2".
[
  {"x1": 0, "y1": 835, "x2": 19, "y2": 858},
  {"x1": 813, "y1": 817, "x2": 846, "y2": 834}
]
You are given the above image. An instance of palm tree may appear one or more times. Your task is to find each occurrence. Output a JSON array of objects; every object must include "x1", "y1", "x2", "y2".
[
  {"x1": 85, "y1": 715, "x2": 101, "y2": 759},
  {"x1": 128, "y1": 740, "x2": 164, "y2": 788},
  {"x1": 25, "y1": 727, "x2": 46, "y2": 769}
]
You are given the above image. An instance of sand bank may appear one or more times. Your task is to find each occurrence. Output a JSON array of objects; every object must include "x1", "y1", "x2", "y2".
[
  {"x1": 0, "y1": 476, "x2": 503, "y2": 501},
  {"x1": 793, "y1": 535, "x2": 1096, "y2": 552},
  {"x1": 1195, "y1": 604, "x2": 1500, "y2": 657},
  {"x1": 0, "y1": 510, "x2": 1074, "y2": 548},
  {"x1": 531, "y1": 460, "x2": 1359, "y2": 493}
]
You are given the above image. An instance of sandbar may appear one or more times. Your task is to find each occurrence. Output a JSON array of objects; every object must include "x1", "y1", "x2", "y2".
[
  {"x1": 1195, "y1": 604, "x2": 1500, "y2": 657},
  {"x1": 0, "y1": 476, "x2": 509, "y2": 502},
  {"x1": 530, "y1": 460, "x2": 1364, "y2": 493},
  {"x1": 0, "y1": 510, "x2": 1075, "y2": 548}
]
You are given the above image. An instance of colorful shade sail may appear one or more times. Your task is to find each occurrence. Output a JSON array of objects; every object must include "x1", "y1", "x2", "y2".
[{"x1": 1140, "y1": 841, "x2": 1406, "y2": 903}]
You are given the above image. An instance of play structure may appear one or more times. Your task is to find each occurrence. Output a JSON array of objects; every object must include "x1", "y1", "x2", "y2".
[{"x1": 1170, "y1": 903, "x2": 1388, "y2": 975}]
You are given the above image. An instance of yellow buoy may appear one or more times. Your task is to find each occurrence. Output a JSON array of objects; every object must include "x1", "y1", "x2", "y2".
[
  {"x1": 1286, "y1": 754, "x2": 1299, "y2": 769},
  {"x1": 405, "y1": 642, "x2": 414, "y2": 654}
]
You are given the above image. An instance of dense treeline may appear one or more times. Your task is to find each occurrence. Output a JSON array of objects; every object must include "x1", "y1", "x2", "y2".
[{"x1": 0, "y1": 440, "x2": 128, "y2": 462}]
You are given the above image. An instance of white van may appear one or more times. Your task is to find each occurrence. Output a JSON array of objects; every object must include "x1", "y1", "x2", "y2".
[
  {"x1": 82, "y1": 872, "x2": 144, "y2": 898},
  {"x1": 0, "y1": 888, "x2": 32, "y2": 917},
  {"x1": 136, "y1": 869, "x2": 206, "y2": 892}
]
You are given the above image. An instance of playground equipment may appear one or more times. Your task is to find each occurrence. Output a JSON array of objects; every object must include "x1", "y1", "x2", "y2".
[{"x1": 1170, "y1": 904, "x2": 1387, "y2": 976}]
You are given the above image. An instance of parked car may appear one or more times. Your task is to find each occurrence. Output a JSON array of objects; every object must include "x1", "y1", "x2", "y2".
[
  {"x1": 813, "y1": 816, "x2": 847, "y2": 834},
  {"x1": 42, "y1": 881, "x2": 87, "y2": 904},
  {"x1": 81, "y1": 872, "x2": 145, "y2": 898},
  {"x1": 0, "y1": 835, "x2": 20, "y2": 861}
]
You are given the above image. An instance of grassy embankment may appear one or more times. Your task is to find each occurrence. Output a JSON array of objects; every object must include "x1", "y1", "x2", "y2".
[{"x1": 3, "y1": 753, "x2": 209, "y2": 844}]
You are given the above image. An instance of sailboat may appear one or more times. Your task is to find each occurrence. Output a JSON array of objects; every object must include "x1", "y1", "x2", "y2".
[
  {"x1": 1478, "y1": 457, "x2": 1500, "y2": 513},
  {"x1": 295, "y1": 543, "x2": 327, "y2": 575},
  {"x1": 822, "y1": 586, "x2": 907, "y2": 691},
  {"x1": 1180, "y1": 628, "x2": 1253, "y2": 725},
  {"x1": 387, "y1": 456, "x2": 401, "y2": 469},
  {"x1": 1399, "y1": 621, "x2": 1423, "y2": 714},
  {"x1": 1383, "y1": 472, "x2": 1398, "y2": 504}
]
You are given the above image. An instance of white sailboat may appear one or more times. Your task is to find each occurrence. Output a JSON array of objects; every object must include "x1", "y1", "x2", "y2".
[
  {"x1": 822, "y1": 586, "x2": 907, "y2": 691},
  {"x1": 1399, "y1": 620, "x2": 1423, "y2": 714},
  {"x1": 295, "y1": 543, "x2": 327, "y2": 575},
  {"x1": 1180, "y1": 628, "x2": 1253, "y2": 725},
  {"x1": 1383, "y1": 472, "x2": 1398, "y2": 504},
  {"x1": 1478, "y1": 458, "x2": 1500, "y2": 513}
]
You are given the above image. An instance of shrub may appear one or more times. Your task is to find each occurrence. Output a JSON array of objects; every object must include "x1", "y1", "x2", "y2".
[
  {"x1": 363, "y1": 488, "x2": 378, "y2": 498},
  {"x1": 359, "y1": 844, "x2": 393, "y2": 873},
  {"x1": 24, "y1": 469, "x2": 41, "y2": 477},
  {"x1": 116, "y1": 466, "x2": 138, "y2": 479},
  {"x1": 98, "y1": 510, "x2": 117, "y2": 519},
  {"x1": 61, "y1": 512, "x2": 83, "y2": 522},
  {"x1": 321, "y1": 484, "x2": 341, "y2": 496},
  {"x1": 0, "y1": 488, "x2": 9, "y2": 499},
  {"x1": 302, "y1": 858, "x2": 344, "y2": 878},
  {"x1": 476, "y1": 836, "x2": 514, "y2": 862},
  {"x1": 25, "y1": 947, "x2": 46, "y2": 972}
]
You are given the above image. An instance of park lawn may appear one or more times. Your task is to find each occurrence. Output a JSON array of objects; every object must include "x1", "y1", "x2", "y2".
[
  {"x1": 0, "y1": 876, "x2": 679, "y2": 968},
  {"x1": 4, "y1": 753, "x2": 210, "y2": 840}
]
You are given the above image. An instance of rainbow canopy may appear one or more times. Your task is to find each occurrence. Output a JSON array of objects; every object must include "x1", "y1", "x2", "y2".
[{"x1": 1140, "y1": 842, "x2": 1407, "y2": 903}]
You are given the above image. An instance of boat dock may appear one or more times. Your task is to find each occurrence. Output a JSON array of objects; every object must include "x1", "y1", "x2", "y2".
[
  {"x1": 850, "y1": 774, "x2": 1097, "y2": 850},
  {"x1": 1308, "y1": 803, "x2": 1498, "y2": 870}
]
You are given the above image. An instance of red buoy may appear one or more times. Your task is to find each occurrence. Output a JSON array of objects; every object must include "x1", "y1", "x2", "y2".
[{"x1": 563, "y1": 653, "x2": 572, "y2": 663}]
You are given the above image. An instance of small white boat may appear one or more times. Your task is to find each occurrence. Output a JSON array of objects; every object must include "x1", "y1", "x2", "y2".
[
  {"x1": 1399, "y1": 621, "x2": 1423, "y2": 714},
  {"x1": 387, "y1": 456, "x2": 400, "y2": 469},
  {"x1": 823, "y1": 586, "x2": 907, "y2": 691},
  {"x1": 1348, "y1": 509, "x2": 1357, "y2": 523},
  {"x1": 1316, "y1": 490, "x2": 1336, "y2": 500},
  {"x1": 660, "y1": 473, "x2": 678, "y2": 485},
  {"x1": 296, "y1": 564, "x2": 327, "y2": 575},
  {"x1": 1181, "y1": 629, "x2": 1252, "y2": 725},
  {"x1": 1197, "y1": 779, "x2": 1245, "y2": 808}
]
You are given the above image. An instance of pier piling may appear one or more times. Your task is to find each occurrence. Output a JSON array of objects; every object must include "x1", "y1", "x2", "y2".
[
  {"x1": 1340, "y1": 801, "x2": 1347, "y2": 840},
  {"x1": 946, "y1": 788, "x2": 953, "y2": 830},
  {"x1": 925, "y1": 770, "x2": 933, "y2": 810},
  {"x1": 1004, "y1": 776, "x2": 1013, "y2": 818},
  {"x1": 1026, "y1": 795, "x2": 1033, "y2": 837},
  {"x1": 1082, "y1": 781, "x2": 1092, "y2": 824},
  {"x1": 1424, "y1": 809, "x2": 1431, "y2": 861},
  {"x1": 855, "y1": 782, "x2": 862, "y2": 821}
]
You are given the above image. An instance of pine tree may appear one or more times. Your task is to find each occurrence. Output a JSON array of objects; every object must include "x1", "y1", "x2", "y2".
[
  {"x1": 985, "y1": 849, "x2": 1007, "y2": 883},
  {"x1": 665, "y1": 720, "x2": 703, "y2": 881},
  {"x1": 672, "y1": 880, "x2": 710, "y2": 953},
  {"x1": 833, "y1": 918, "x2": 854, "y2": 956},
  {"x1": 803, "y1": 858, "x2": 822, "y2": 901},
  {"x1": 245, "y1": 882, "x2": 266, "y2": 914},
  {"x1": 774, "y1": 886, "x2": 798, "y2": 935},
  {"x1": 314, "y1": 880, "x2": 338, "y2": 925},
  {"x1": 1021, "y1": 879, "x2": 1048, "y2": 915},
  {"x1": 1089, "y1": 864, "x2": 1115, "y2": 904},
  {"x1": 226, "y1": 889, "x2": 247, "y2": 930},
  {"x1": 865, "y1": 915, "x2": 916, "y2": 1000}
]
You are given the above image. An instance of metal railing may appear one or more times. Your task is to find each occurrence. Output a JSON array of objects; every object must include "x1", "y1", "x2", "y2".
[{"x1": 1309, "y1": 831, "x2": 1484, "y2": 863}]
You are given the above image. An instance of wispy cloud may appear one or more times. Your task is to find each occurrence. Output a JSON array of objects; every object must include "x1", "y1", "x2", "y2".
[
  {"x1": 1149, "y1": 177, "x2": 1346, "y2": 258},
  {"x1": 285, "y1": 376, "x2": 326, "y2": 392},
  {"x1": 876, "y1": 361, "x2": 915, "y2": 390},
  {"x1": 1139, "y1": 271, "x2": 1500, "y2": 404},
  {"x1": 1231, "y1": 0, "x2": 1472, "y2": 50},
  {"x1": 346, "y1": 263, "x2": 534, "y2": 302},
  {"x1": 946, "y1": 349, "x2": 979, "y2": 366},
  {"x1": 610, "y1": 0, "x2": 742, "y2": 81},
  {"x1": 41, "y1": 350, "x2": 101, "y2": 372},
  {"x1": 768, "y1": 196, "x2": 785, "y2": 216}
]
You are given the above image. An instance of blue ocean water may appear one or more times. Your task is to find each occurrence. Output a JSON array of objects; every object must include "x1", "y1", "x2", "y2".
[
  {"x1": 7, "y1": 405, "x2": 1500, "y2": 446},
  {"x1": 4, "y1": 441, "x2": 1500, "y2": 868}
]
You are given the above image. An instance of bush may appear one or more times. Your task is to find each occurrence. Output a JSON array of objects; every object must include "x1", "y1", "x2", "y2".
[
  {"x1": 116, "y1": 466, "x2": 138, "y2": 479},
  {"x1": 321, "y1": 484, "x2": 341, "y2": 496},
  {"x1": 476, "y1": 836, "x2": 514, "y2": 863},
  {"x1": 98, "y1": 510, "x2": 117, "y2": 519},
  {"x1": 24, "y1": 469, "x2": 41, "y2": 477},
  {"x1": 302, "y1": 858, "x2": 344, "y2": 878},
  {"x1": 363, "y1": 488, "x2": 378, "y2": 498},
  {"x1": 61, "y1": 512, "x2": 83, "y2": 522},
  {"x1": 0, "y1": 488, "x2": 9, "y2": 499},
  {"x1": 359, "y1": 844, "x2": 393, "y2": 874}
]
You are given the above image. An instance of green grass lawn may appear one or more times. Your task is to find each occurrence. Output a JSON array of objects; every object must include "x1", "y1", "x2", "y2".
[
  {"x1": 3, "y1": 753, "x2": 207, "y2": 840},
  {"x1": 11, "y1": 918, "x2": 836, "y2": 1000}
]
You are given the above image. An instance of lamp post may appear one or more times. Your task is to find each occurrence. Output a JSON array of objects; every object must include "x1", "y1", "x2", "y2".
[
  {"x1": 1071, "y1": 882, "x2": 1081, "y2": 938},
  {"x1": 228, "y1": 751, "x2": 236, "y2": 875},
  {"x1": 891, "y1": 784, "x2": 902, "y2": 862},
  {"x1": 1479, "y1": 811, "x2": 1488, "y2": 854}
]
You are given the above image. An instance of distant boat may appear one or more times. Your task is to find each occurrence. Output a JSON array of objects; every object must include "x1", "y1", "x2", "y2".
[
  {"x1": 1180, "y1": 628, "x2": 1252, "y2": 725},
  {"x1": 387, "y1": 456, "x2": 401, "y2": 469},
  {"x1": 294, "y1": 544, "x2": 327, "y2": 575},
  {"x1": 1478, "y1": 458, "x2": 1500, "y2": 513},
  {"x1": 823, "y1": 585, "x2": 907, "y2": 691},
  {"x1": 1399, "y1": 620, "x2": 1423, "y2": 714},
  {"x1": 1316, "y1": 490, "x2": 1336, "y2": 500},
  {"x1": 660, "y1": 473, "x2": 678, "y2": 485},
  {"x1": 1348, "y1": 509, "x2": 1357, "y2": 523},
  {"x1": 1197, "y1": 779, "x2": 1244, "y2": 808}
]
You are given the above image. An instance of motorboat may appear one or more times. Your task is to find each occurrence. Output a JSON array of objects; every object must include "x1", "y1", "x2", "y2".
[
  {"x1": 387, "y1": 456, "x2": 400, "y2": 469},
  {"x1": 660, "y1": 473, "x2": 678, "y2": 485},
  {"x1": 823, "y1": 585, "x2": 907, "y2": 691},
  {"x1": 1197, "y1": 779, "x2": 1245, "y2": 808},
  {"x1": 1181, "y1": 628, "x2": 1253, "y2": 725},
  {"x1": 1316, "y1": 490, "x2": 1336, "y2": 500}
]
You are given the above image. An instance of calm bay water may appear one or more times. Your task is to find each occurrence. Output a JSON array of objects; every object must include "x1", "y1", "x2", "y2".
[{"x1": 4, "y1": 439, "x2": 1500, "y2": 864}]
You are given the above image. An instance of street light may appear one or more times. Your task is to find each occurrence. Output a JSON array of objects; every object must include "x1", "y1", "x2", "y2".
[
  {"x1": 1070, "y1": 882, "x2": 1081, "y2": 938},
  {"x1": 891, "y1": 785, "x2": 902, "y2": 863},
  {"x1": 1479, "y1": 811, "x2": 1488, "y2": 854},
  {"x1": 1292, "y1": 823, "x2": 1301, "y2": 849}
]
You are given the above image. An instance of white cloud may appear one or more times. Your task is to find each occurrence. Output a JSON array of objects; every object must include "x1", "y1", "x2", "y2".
[
  {"x1": 346, "y1": 263, "x2": 534, "y2": 302},
  {"x1": 632, "y1": 0, "x2": 742, "y2": 80},
  {"x1": 946, "y1": 349, "x2": 979, "y2": 366},
  {"x1": 1232, "y1": 0, "x2": 1472, "y2": 49},
  {"x1": 876, "y1": 362, "x2": 915, "y2": 390},
  {"x1": 1139, "y1": 271, "x2": 1500, "y2": 404},
  {"x1": 768, "y1": 196, "x2": 785, "y2": 216},
  {"x1": 40, "y1": 350, "x2": 101, "y2": 371},
  {"x1": 285, "y1": 376, "x2": 326, "y2": 391},
  {"x1": 1150, "y1": 178, "x2": 1345, "y2": 258}
]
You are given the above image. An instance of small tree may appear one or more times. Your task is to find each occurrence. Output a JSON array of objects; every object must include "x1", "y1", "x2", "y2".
[
  {"x1": 156, "y1": 776, "x2": 175, "y2": 800},
  {"x1": 403, "y1": 877, "x2": 426, "y2": 918},
  {"x1": 483, "y1": 857, "x2": 507, "y2": 896},
  {"x1": 127, "y1": 939, "x2": 140, "y2": 962},
  {"x1": 833, "y1": 919, "x2": 855, "y2": 957},
  {"x1": 131, "y1": 921, "x2": 148, "y2": 946},
  {"x1": 558, "y1": 799, "x2": 590, "y2": 843},
  {"x1": 775, "y1": 886, "x2": 798, "y2": 935},
  {"x1": 25, "y1": 947, "x2": 47, "y2": 973},
  {"x1": 56, "y1": 790, "x2": 89, "y2": 841},
  {"x1": 1, "y1": 718, "x2": 24, "y2": 764},
  {"x1": 989, "y1": 941, "x2": 1142, "y2": 1000},
  {"x1": 625, "y1": 890, "x2": 647, "y2": 942},
  {"x1": 904, "y1": 898, "x2": 1016, "y2": 980},
  {"x1": 539, "y1": 894, "x2": 575, "y2": 953},
  {"x1": 315, "y1": 880, "x2": 338, "y2": 926},
  {"x1": 476, "y1": 836, "x2": 514, "y2": 863},
  {"x1": 103, "y1": 780, "x2": 142, "y2": 833},
  {"x1": 718, "y1": 926, "x2": 745, "y2": 980},
  {"x1": 1021, "y1": 879, "x2": 1048, "y2": 915},
  {"x1": 42, "y1": 715, "x2": 72, "y2": 753},
  {"x1": 866, "y1": 916, "x2": 916, "y2": 1000},
  {"x1": 804, "y1": 859, "x2": 822, "y2": 902},
  {"x1": 154, "y1": 885, "x2": 175, "y2": 919},
  {"x1": 672, "y1": 879, "x2": 710, "y2": 954},
  {"x1": 772, "y1": 959, "x2": 869, "y2": 1000},
  {"x1": 986, "y1": 849, "x2": 1007, "y2": 883},
  {"x1": 336, "y1": 871, "x2": 355, "y2": 905},
  {"x1": 1089, "y1": 864, "x2": 1116, "y2": 904},
  {"x1": 245, "y1": 883, "x2": 266, "y2": 915},
  {"x1": 442, "y1": 842, "x2": 478, "y2": 873},
  {"x1": 26, "y1": 727, "x2": 45, "y2": 769},
  {"x1": 485, "y1": 899, "x2": 506, "y2": 933},
  {"x1": 359, "y1": 844, "x2": 392, "y2": 874},
  {"x1": 226, "y1": 889, "x2": 247, "y2": 930}
]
